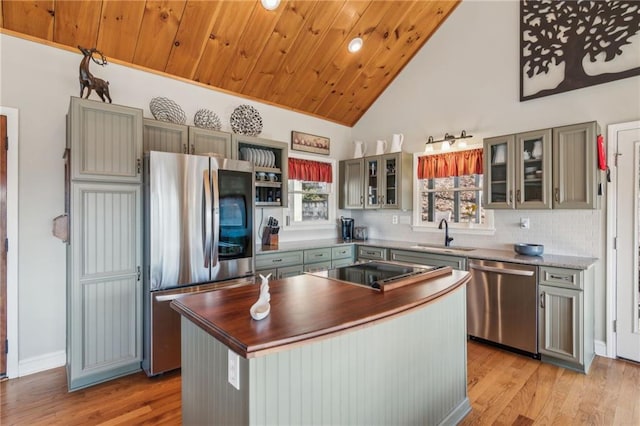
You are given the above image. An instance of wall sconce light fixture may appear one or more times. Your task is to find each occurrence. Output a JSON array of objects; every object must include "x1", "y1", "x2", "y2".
[{"x1": 424, "y1": 130, "x2": 473, "y2": 152}]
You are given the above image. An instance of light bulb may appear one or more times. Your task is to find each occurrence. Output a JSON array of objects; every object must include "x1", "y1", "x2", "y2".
[
  {"x1": 261, "y1": 0, "x2": 280, "y2": 10},
  {"x1": 348, "y1": 37, "x2": 363, "y2": 53},
  {"x1": 458, "y1": 140, "x2": 467, "y2": 148},
  {"x1": 424, "y1": 144, "x2": 434, "y2": 153},
  {"x1": 441, "y1": 141, "x2": 451, "y2": 151}
]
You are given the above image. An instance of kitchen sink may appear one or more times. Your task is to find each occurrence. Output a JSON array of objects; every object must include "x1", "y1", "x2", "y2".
[{"x1": 409, "y1": 243, "x2": 476, "y2": 252}]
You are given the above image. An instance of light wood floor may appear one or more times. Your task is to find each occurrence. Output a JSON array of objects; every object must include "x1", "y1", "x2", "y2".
[{"x1": 1, "y1": 341, "x2": 639, "y2": 425}]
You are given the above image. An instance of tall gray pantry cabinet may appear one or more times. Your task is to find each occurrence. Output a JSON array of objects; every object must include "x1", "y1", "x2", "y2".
[{"x1": 66, "y1": 97, "x2": 143, "y2": 390}]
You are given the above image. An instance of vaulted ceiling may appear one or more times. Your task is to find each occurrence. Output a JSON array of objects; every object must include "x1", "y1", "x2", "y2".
[{"x1": 0, "y1": 0, "x2": 459, "y2": 127}]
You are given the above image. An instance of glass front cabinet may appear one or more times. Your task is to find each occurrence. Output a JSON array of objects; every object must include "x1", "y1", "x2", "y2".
[
  {"x1": 484, "y1": 129, "x2": 552, "y2": 209},
  {"x1": 365, "y1": 153, "x2": 408, "y2": 210}
]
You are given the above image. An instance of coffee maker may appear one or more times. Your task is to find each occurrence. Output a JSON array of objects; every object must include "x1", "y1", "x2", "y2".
[{"x1": 340, "y1": 216, "x2": 355, "y2": 241}]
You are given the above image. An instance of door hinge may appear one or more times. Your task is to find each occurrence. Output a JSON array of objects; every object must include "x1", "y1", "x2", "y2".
[
  {"x1": 4, "y1": 238, "x2": 7, "y2": 253},
  {"x1": 137, "y1": 266, "x2": 141, "y2": 282},
  {"x1": 5, "y1": 339, "x2": 8, "y2": 354},
  {"x1": 5, "y1": 136, "x2": 8, "y2": 151},
  {"x1": 613, "y1": 320, "x2": 617, "y2": 332},
  {"x1": 137, "y1": 158, "x2": 141, "y2": 174},
  {"x1": 613, "y1": 236, "x2": 617, "y2": 250}
]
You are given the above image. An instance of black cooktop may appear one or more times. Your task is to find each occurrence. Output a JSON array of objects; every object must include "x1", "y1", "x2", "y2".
[{"x1": 310, "y1": 261, "x2": 434, "y2": 289}]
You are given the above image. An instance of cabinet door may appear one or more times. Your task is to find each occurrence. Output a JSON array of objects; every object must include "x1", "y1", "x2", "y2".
[
  {"x1": 539, "y1": 284, "x2": 583, "y2": 365},
  {"x1": 69, "y1": 97, "x2": 143, "y2": 183},
  {"x1": 339, "y1": 159, "x2": 365, "y2": 209},
  {"x1": 143, "y1": 119, "x2": 188, "y2": 153},
  {"x1": 364, "y1": 157, "x2": 383, "y2": 209},
  {"x1": 357, "y1": 245, "x2": 388, "y2": 261},
  {"x1": 381, "y1": 154, "x2": 400, "y2": 209},
  {"x1": 515, "y1": 129, "x2": 552, "y2": 209},
  {"x1": 68, "y1": 182, "x2": 142, "y2": 390},
  {"x1": 484, "y1": 135, "x2": 515, "y2": 209},
  {"x1": 188, "y1": 127, "x2": 232, "y2": 157},
  {"x1": 552, "y1": 122, "x2": 598, "y2": 209}
]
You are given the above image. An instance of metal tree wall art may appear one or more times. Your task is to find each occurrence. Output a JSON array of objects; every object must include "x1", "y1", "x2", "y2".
[
  {"x1": 78, "y1": 46, "x2": 112, "y2": 103},
  {"x1": 520, "y1": 0, "x2": 640, "y2": 101}
]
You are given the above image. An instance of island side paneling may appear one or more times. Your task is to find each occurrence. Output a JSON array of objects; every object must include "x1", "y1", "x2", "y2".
[{"x1": 180, "y1": 285, "x2": 470, "y2": 425}]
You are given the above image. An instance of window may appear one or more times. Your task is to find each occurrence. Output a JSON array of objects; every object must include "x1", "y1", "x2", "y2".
[
  {"x1": 413, "y1": 148, "x2": 492, "y2": 229},
  {"x1": 418, "y1": 175, "x2": 485, "y2": 224},
  {"x1": 287, "y1": 157, "x2": 334, "y2": 226}
]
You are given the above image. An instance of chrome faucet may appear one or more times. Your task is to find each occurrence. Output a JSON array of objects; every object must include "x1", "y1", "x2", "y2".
[{"x1": 438, "y1": 218, "x2": 454, "y2": 247}]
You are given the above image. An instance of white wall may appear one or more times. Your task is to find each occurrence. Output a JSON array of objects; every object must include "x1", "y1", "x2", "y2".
[
  {"x1": 352, "y1": 0, "x2": 640, "y2": 345},
  {"x1": 0, "y1": 33, "x2": 351, "y2": 372}
]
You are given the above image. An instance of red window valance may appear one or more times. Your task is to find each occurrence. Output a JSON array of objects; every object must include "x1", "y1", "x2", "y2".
[
  {"x1": 288, "y1": 158, "x2": 333, "y2": 183},
  {"x1": 417, "y1": 148, "x2": 483, "y2": 179}
]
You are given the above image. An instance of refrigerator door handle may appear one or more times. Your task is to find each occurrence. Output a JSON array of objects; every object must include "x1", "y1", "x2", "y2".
[
  {"x1": 211, "y1": 168, "x2": 220, "y2": 267},
  {"x1": 203, "y1": 169, "x2": 212, "y2": 268}
]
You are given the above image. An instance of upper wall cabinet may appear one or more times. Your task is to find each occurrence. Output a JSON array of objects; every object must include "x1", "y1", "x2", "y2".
[
  {"x1": 484, "y1": 121, "x2": 599, "y2": 210},
  {"x1": 339, "y1": 152, "x2": 412, "y2": 210},
  {"x1": 68, "y1": 97, "x2": 143, "y2": 183},
  {"x1": 143, "y1": 119, "x2": 232, "y2": 158},
  {"x1": 552, "y1": 122, "x2": 598, "y2": 209}
]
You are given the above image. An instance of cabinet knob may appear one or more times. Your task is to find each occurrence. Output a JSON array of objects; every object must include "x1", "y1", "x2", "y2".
[
  {"x1": 517, "y1": 189, "x2": 522, "y2": 203},
  {"x1": 554, "y1": 188, "x2": 560, "y2": 202}
]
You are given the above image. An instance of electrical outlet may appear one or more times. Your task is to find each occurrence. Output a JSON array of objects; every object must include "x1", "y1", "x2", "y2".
[
  {"x1": 392, "y1": 215, "x2": 398, "y2": 224},
  {"x1": 520, "y1": 217, "x2": 530, "y2": 229},
  {"x1": 228, "y1": 349, "x2": 240, "y2": 390}
]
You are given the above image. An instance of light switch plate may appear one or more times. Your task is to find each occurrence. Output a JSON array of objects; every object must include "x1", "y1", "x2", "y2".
[
  {"x1": 228, "y1": 349, "x2": 240, "y2": 390},
  {"x1": 520, "y1": 217, "x2": 530, "y2": 229}
]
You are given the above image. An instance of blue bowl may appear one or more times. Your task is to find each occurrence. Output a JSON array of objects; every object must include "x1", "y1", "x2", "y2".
[{"x1": 514, "y1": 243, "x2": 544, "y2": 256}]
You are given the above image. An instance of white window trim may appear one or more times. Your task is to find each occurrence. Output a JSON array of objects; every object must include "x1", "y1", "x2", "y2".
[
  {"x1": 283, "y1": 152, "x2": 337, "y2": 231},
  {"x1": 411, "y1": 151, "x2": 495, "y2": 235}
]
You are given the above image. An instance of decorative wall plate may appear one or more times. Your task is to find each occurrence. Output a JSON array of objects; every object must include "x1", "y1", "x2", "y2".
[{"x1": 230, "y1": 104, "x2": 263, "y2": 136}]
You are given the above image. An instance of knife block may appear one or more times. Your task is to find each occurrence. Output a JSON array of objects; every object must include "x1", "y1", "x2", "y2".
[{"x1": 261, "y1": 227, "x2": 278, "y2": 247}]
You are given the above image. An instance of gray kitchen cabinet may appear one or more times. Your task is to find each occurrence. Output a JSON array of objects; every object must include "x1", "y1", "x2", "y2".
[
  {"x1": 68, "y1": 97, "x2": 143, "y2": 183},
  {"x1": 256, "y1": 245, "x2": 355, "y2": 278},
  {"x1": 143, "y1": 119, "x2": 188, "y2": 153},
  {"x1": 339, "y1": 152, "x2": 412, "y2": 210},
  {"x1": 552, "y1": 122, "x2": 599, "y2": 209},
  {"x1": 357, "y1": 245, "x2": 388, "y2": 261},
  {"x1": 484, "y1": 121, "x2": 599, "y2": 210},
  {"x1": 66, "y1": 97, "x2": 143, "y2": 390},
  {"x1": 484, "y1": 128, "x2": 552, "y2": 209},
  {"x1": 143, "y1": 119, "x2": 232, "y2": 158},
  {"x1": 538, "y1": 265, "x2": 595, "y2": 373},
  {"x1": 188, "y1": 127, "x2": 232, "y2": 157},
  {"x1": 339, "y1": 158, "x2": 365, "y2": 209},
  {"x1": 389, "y1": 249, "x2": 467, "y2": 270},
  {"x1": 67, "y1": 183, "x2": 143, "y2": 390},
  {"x1": 232, "y1": 134, "x2": 288, "y2": 208},
  {"x1": 277, "y1": 265, "x2": 306, "y2": 279}
]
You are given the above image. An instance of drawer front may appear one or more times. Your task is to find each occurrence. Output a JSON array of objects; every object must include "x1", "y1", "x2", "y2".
[
  {"x1": 256, "y1": 250, "x2": 304, "y2": 269},
  {"x1": 277, "y1": 265, "x2": 304, "y2": 279},
  {"x1": 540, "y1": 266, "x2": 582, "y2": 289},
  {"x1": 255, "y1": 268, "x2": 277, "y2": 279},
  {"x1": 331, "y1": 245, "x2": 354, "y2": 260},
  {"x1": 303, "y1": 260, "x2": 332, "y2": 273},
  {"x1": 357, "y1": 246, "x2": 388, "y2": 261},
  {"x1": 304, "y1": 248, "x2": 332, "y2": 264},
  {"x1": 390, "y1": 249, "x2": 466, "y2": 270}
]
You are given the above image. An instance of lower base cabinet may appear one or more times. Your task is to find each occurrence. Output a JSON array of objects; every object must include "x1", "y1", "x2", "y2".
[
  {"x1": 538, "y1": 265, "x2": 594, "y2": 373},
  {"x1": 256, "y1": 245, "x2": 355, "y2": 279}
]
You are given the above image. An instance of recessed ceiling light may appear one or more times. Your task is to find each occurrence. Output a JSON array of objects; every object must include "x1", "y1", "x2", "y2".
[
  {"x1": 261, "y1": 0, "x2": 280, "y2": 11},
  {"x1": 348, "y1": 37, "x2": 363, "y2": 53}
]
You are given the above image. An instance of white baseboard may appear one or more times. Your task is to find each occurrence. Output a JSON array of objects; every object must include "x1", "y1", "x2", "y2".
[
  {"x1": 19, "y1": 350, "x2": 66, "y2": 377},
  {"x1": 595, "y1": 340, "x2": 608, "y2": 358}
]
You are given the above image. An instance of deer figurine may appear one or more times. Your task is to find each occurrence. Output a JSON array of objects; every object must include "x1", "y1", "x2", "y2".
[{"x1": 78, "y1": 46, "x2": 112, "y2": 103}]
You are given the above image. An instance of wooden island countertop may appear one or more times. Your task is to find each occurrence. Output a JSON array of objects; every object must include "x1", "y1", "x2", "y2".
[{"x1": 170, "y1": 269, "x2": 470, "y2": 359}]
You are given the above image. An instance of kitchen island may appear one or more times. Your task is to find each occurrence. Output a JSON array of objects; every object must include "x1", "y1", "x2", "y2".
[{"x1": 171, "y1": 269, "x2": 471, "y2": 425}]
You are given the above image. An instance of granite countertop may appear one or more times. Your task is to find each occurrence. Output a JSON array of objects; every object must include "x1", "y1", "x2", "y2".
[{"x1": 256, "y1": 238, "x2": 598, "y2": 270}]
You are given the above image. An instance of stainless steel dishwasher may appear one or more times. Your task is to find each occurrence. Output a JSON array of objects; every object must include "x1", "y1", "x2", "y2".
[{"x1": 467, "y1": 259, "x2": 539, "y2": 356}]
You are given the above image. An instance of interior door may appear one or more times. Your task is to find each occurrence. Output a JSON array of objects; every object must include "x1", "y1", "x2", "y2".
[{"x1": 615, "y1": 122, "x2": 640, "y2": 362}]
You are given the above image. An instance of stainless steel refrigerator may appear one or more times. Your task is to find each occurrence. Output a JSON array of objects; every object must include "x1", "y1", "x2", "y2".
[{"x1": 142, "y1": 151, "x2": 255, "y2": 376}]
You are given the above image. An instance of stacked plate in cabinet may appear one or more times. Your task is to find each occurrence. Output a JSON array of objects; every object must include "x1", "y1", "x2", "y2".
[{"x1": 240, "y1": 147, "x2": 275, "y2": 168}]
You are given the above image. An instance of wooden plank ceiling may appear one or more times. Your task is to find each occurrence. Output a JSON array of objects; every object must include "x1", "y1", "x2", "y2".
[{"x1": 1, "y1": 0, "x2": 459, "y2": 127}]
